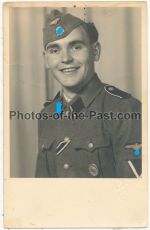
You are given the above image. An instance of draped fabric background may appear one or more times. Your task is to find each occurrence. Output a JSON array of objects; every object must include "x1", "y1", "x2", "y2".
[{"x1": 10, "y1": 7, "x2": 141, "y2": 177}]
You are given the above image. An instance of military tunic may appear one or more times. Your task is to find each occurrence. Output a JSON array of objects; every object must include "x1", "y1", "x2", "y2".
[{"x1": 35, "y1": 73, "x2": 142, "y2": 178}]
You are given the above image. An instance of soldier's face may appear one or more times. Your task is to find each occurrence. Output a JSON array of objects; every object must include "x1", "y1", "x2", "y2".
[{"x1": 45, "y1": 26, "x2": 100, "y2": 89}]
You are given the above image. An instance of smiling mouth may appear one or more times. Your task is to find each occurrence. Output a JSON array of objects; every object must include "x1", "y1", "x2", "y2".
[{"x1": 59, "y1": 67, "x2": 80, "y2": 73}]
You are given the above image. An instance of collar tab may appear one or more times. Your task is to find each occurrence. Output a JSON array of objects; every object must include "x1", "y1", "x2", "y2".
[{"x1": 70, "y1": 97, "x2": 85, "y2": 113}]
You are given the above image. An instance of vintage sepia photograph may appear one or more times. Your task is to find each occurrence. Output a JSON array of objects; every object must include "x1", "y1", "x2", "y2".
[
  {"x1": 10, "y1": 6, "x2": 142, "y2": 178},
  {"x1": 4, "y1": 1, "x2": 148, "y2": 228}
]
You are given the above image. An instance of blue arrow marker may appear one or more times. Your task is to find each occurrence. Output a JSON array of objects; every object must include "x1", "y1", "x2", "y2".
[{"x1": 56, "y1": 102, "x2": 61, "y2": 114}]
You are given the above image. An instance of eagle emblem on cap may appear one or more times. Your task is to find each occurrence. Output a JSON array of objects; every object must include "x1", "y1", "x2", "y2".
[{"x1": 50, "y1": 17, "x2": 60, "y2": 26}]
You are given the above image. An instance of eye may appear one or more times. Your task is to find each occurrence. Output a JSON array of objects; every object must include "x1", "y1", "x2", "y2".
[
  {"x1": 71, "y1": 45, "x2": 82, "y2": 51},
  {"x1": 48, "y1": 48, "x2": 60, "y2": 54}
]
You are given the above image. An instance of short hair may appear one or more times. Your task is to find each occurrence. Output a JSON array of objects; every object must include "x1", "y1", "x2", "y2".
[{"x1": 81, "y1": 22, "x2": 99, "y2": 44}]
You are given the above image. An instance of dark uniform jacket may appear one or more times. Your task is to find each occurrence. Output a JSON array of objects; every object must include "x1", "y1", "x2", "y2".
[{"x1": 35, "y1": 73, "x2": 142, "y2": 178}]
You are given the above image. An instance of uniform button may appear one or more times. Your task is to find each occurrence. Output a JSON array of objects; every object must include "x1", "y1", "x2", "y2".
[
  {"x1": 108, "y1": 86, "x2": 114, "y2": 91},
  {"x1": 64, "y1": 164, "x2": 69, "y2": 169},
  {"x1": 64, "y1": 137, "x2": 69, "y2": 142},
  {"x1": 89, "y1": 163, "x2": 99, "y2": 176},
  {"x1": 88, "y1": 143, "x2": 93, "y2": 149}
]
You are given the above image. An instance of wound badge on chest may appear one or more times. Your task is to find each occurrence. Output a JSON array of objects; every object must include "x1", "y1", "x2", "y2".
[{"x1": 89, "y1": 163, "x2": 99, "y2": 177}]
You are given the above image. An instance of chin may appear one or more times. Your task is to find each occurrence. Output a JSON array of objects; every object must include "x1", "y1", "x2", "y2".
[
  {"x1": 58, "y1": 78, "x2": 81, "y2": 88},
  {"x1": 62, "y1": 82, "x2": 80, "y2": 88}
]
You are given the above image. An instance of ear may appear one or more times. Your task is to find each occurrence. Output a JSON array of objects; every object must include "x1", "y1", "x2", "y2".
[
  {"x1": 93, "y1": 42, "x2": 101, "y2": 62},
  {"x1": 43, "y1": 51, "x2": 50, "y2": 69}
]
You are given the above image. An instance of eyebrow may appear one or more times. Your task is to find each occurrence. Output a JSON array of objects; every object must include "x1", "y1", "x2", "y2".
[
  {"x1": 46, "y1": 44, "x2": 59, "y2": 50},
  {"x1": 46, "y1": 40, "x2": 86, "y2": 50},
  {"x1": 69, "y1": 40, "x2": 86, "y2": 46}
]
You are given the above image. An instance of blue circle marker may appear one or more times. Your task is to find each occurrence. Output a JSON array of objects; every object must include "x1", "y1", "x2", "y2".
[
  {"x1": 135, "y1": 150, "x2": 140, "y2": 156},
  {"x1": 57, "y1": 27, "x2": 63, "y2": 35}
]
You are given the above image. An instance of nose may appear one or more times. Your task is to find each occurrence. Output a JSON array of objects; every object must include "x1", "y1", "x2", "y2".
[{"x1": 61, "y1": 49, "x2": 73, "y2": 64}]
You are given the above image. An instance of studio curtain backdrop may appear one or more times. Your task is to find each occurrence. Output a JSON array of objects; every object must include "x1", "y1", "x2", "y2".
[{"x1": 9, "y1": 7, "x2": 141, "y2": 177}]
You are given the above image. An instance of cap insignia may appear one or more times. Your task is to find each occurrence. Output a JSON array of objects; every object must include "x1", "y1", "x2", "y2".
[
  {"x1": 56, "y1": 27, "x2": 64, "y2": 36},
  {"x1": 50, "y1": 17, "x2": 60, "y2": 26}
]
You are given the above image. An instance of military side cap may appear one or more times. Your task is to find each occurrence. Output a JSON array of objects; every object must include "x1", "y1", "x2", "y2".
[{"x1": 43, "y1": 10, "x2": 87, "y2": 49}]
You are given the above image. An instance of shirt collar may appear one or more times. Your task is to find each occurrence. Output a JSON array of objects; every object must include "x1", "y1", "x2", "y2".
[{"x1": 63, "y1": 93, "x2": 72, "y2": 103}]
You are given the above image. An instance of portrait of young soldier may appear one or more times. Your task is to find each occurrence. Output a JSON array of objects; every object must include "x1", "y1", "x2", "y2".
[{"x1": 35, "y1": 9, "x2": 142, "y2": 178}]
